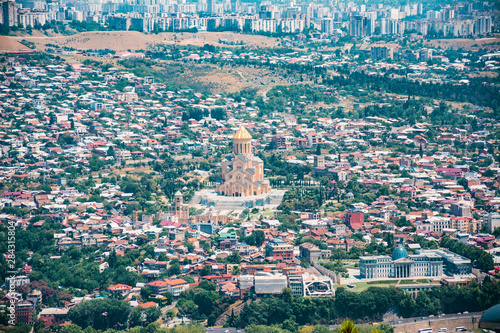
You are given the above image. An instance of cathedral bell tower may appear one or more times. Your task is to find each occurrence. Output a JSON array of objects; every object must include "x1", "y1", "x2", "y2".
[{"x1": 233, "y1": 126, "x2": 252, "y2": 156}]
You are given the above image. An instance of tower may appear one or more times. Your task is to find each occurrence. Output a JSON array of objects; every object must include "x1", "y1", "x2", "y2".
[
  {"x1": 174, "y1": 190, "x2": 189, "y2": 222},
  {"x1": 174, "y1": 190, "x2": 183, "y2": 210},
  {"x1": 233, "y1": 125, "x2": 252, "y2": 156}
]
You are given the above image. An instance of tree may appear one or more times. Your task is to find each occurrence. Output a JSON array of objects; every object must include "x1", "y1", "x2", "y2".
[
  {"x1": 183, "y1": 240, "x2": 195, "y2": 253},
  {"x1": 162, "y1": 291, "x2": 174, "y2": 305},
  {"x1": 394, "y1": 217, "x2": 412, "y2": 228},
  {"x1": 282, "y1": 287, "x2": 293, "y2": 304},
  {"x1": 108, "y1": 249, "x2": 118, "y2": 268},
  {"x1": 193, "y1": 289, "x2": 219, "y2": 316},
  {"x1": 107, "y1": 146, "x2": 115, "y2": 157},
  {"x1": 168, "y1": 262, "x2": 181, "y2": 276},
  {"x1": 129, "y1": 306, "x2": 161, "y2": 327},
  {"x1": 200, "y1": 265, "x2": 211, "y2": 276},
  {"x1": 59, "y1": 324, "x2": 83, "y2": 333},
  {"x1": 231, "y1": 265, "x2": 241, "y2": 275},
  {"x1": 141, "y1": 286, "x2": 153, "y2": 300},
  {"x1": 245, "y1": 325, "x2": 292, "y2": 333},
  {"x1": 67, "y1": 298, "x2": 130, "y2": 330},
  {"x1": 266, "y1": 140, "x2": 277, "y2": 151},
  {"x1": 340, "y1": 319, "x2": 359, "y2": 333},
  {"x1": 227, "y1": 250, "x2": 241, "y2": 264},
  {"x1": 254, "y1": 230, "x2": 266, "y2": 247},
  {"x1": 198, "y1": 280, "x2": 216, "y2": 291}
]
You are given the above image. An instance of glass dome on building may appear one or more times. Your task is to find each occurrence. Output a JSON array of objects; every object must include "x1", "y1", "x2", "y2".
[{"x1": 392, "y1": 246, "x2": 408, "y2": 260}]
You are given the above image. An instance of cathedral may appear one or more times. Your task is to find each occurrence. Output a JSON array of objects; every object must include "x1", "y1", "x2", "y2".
[{"x1": 216, "y1": 126, "x2": 271, "y2": 197}]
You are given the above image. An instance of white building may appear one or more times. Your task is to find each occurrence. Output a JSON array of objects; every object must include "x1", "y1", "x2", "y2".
[
  {"x1": 254, "y1": 273, "x2": 287, "y2": 295},
  {"x1": 360, "y1": 246, "x2": 443, "y2": 279},
  {"x1": 5, "y1": 275, "x2": 30, "y2": 290},
  {"x1": 484, "y1": 213, "x2": 500, "y2": 233}
]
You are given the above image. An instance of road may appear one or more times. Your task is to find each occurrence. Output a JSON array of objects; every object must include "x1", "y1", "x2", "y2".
[
  {"x1": 390, "y1": 312, "x2": 482, "y2": 326},
  {"x1": 327, "y1": 312, "x2": 483, "y2": 331},
  {"x1": 161, "y1": 301, "x2": 177, "y2": 313},
  {"x1": 207, "y1": 328, "x2": 245, "y2": 333},
  {"x1": 205, "y1": 312, "x2": 482, "y2": 332}
]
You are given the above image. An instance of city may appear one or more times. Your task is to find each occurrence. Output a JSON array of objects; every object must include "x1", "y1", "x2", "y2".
[{"x1": 0, "y1": 0, "x2": 499, "y2": 333}]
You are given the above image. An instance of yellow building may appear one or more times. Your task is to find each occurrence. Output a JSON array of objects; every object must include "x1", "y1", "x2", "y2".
[{"x1": 216, "y1": 126, "x2": 271, "y2": 197}]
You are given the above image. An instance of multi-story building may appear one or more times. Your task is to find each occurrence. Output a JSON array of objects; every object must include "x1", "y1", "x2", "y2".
[
  {"x1": 484, "y1": 213, "x2": 500, "y2": 233},
  {"x1": 360, "y1": 247, "x2": 472, "y2": 279},
  {"x1": 314, "y1": 155, "x2": 325, "y2": 168},
  {"x1": 147, "y1": 280, "x2": 169, "y2": 294},
  {"x1": 254, "y1": 273, "x2": 288, "y2": 296},
  {"x1": 17, "y1": 9, "x2": 56, "y2": 27},
  {"x1": 306, "y1": 131, "x2": 322, "y2": 147},
  {"x1": 416, "y1": 216, "x2": 450, "y2": 232},
  {"x1": 114, "y1": 149, "x2": 131, "y2": 163},
  {"x1": 1, "y1": 0, "x2": 17, "y2": 27},
  {"x1": 265, "y1": 238, "x2": 294, "y2": 261},
  {"x1": 349, "y1": 15, "x2": 373, "y2": 36},
  {"x1": 450, "y1": 217, "x2": 479, "y2": 234},
  {"x1": 370, "y1": 46, "x2": 394, "y2": 59},
  {"x1": 380, "y1": 18, "x2": 401, "y2": 35},
  {"x1": 26, "y1": 289, "x2": 42, "y2": 306},
  {"x1": 321, "y1": 18, "x2": 333, "y2": 35},
  {"x1": 165, "y1": 279, "x2": 189, "y2": 297},
  {"x1": 39, "y1": 308, "x2": 69, "y2": 327},
  {"x1": 345, "y1": 209, "x2": 364, "y2": 231},
  {"x1": 272, "y1": 135, "x2": 290, "y2": 150},
  {"x1": 360, "y1": 246, "x2": 444, "y2": 279},
  {"x1": 475, "y1": 16, "x2": 492, "y2": 35},
  {"x1": 419, "y1": 48, "x2": 433, "y2": 61},
  {"x1": 5, "y1": 275, "x2": 30, "y2": 290},
  {"x1": 107, "y1": 284, "x2": 133, "y2": 298},
  {"x1": 15, "y1": 300, "x2": 35, "y2": 325},
  {"x1": 300, "y1": 242, "x2": 321, "y2": 263},
  {"x1": 417, "y1": 249, "x2": 472, "y2": 276},
  {"x1": 288, "y1": 275, "x2": 304, "y2": 296}
]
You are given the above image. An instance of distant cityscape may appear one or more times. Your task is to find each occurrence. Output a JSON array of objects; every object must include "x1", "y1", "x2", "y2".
[{"x1": 0, "y1": 0, "x2": 495, "y2": 36}]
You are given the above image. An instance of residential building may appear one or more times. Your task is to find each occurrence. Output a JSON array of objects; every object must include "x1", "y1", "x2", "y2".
[
  {"x1": 107, "y1": 284, "x2": 133, "y2": 298},
  {"x1": 147, "y1": 280, "x2": 169, "y2": 294},
  {"x1": 165, "y1": 279, "x2": 189, "y2": 297},
  {"x1": 484, "y1": 213, "x2": 500, "y2": 233},
  {"x1": 15, "y1": 300, "x2": 35, "y2": 325},
  {"x1": 371, "y1": 46, "x2": 393, "y2": 59},
  {"x1": 265, "y1": 238, "x2": 294, "y2": 261},
  {"x1": 5, "y1": 276, "x2": 30, "y2": 290},
  {"x1": 345, "y1": 209, "x2": 364, "y2": 231}
]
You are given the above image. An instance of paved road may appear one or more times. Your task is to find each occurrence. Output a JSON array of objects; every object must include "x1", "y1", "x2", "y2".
[
  {"x1": 327, "y1": 312, "x2": 483, "y2": 330},
  {"x1": 390, "y1": 312, "x2": 482, "y2": 326},
  {"x1": 211, "y1": 312, "x2": 482, "y2": 332},
  {"x1": 207, "y1": 328, "x2": 245, "y2": 333},
  {"x1": 161, "y1": 301, "x2": 177, "y2": 313}
]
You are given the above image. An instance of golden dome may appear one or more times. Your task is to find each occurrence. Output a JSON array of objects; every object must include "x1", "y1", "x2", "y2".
[{"x1": 233, "y1": 126, "x2": 252, "y2": 140}]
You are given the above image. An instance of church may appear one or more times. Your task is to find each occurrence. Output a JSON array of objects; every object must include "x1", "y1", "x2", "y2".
[{"x1": 216, "y1": 126, "x2": 271, "y2": 197}]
